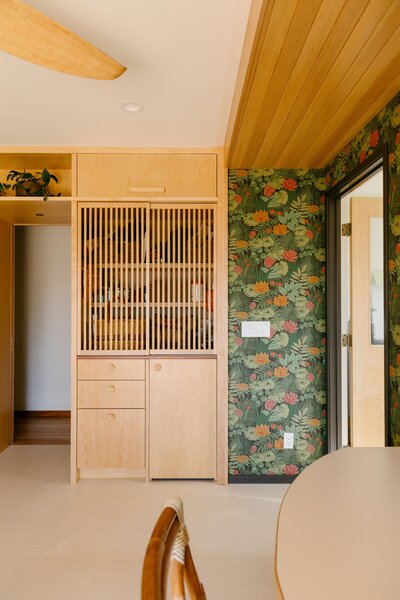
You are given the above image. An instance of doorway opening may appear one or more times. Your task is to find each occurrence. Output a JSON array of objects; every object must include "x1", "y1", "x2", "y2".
[
  {"x1": 327, "y1": 148, "x2": 389, "y2": 451},
  {"x1": 13, "y1": 225, "x2": 71, "y2": 445}
]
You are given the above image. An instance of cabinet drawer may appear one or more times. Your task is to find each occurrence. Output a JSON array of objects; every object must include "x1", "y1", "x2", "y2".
[
  {"x1": 76, "y1": 153, "x2": 217, "y2": 197},
  {"x1": 77, "y1": 409, "x2": 145, "y2": 469},
  {"x1": 78, "y1": 380, "x2": 145, "y2": 409},
  {"x1": 78, "y1": 358, "x2": 145, "y2": 380}
]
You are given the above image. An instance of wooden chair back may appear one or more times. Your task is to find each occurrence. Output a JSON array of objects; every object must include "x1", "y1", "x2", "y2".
[{"x1": 141, "y1": 498, "x2": 206, "y2": 600}]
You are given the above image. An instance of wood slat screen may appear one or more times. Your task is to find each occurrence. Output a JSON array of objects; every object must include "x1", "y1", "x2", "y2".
[
  {"x1": 149, "y1": 206, "x2": 215, "y2": 352},
  {"x1": 78, "y1": 203, "x2": 215, "y2": 354},
  {"x1": 79, "y1": 204, "x2": 148, "y2": 353}
]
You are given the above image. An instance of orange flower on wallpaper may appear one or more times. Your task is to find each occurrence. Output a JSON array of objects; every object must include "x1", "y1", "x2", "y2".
[
  {"x1": 236, "y1": 311, "x2": 249, "y2": 319},
  {"x1": 253, "y1": 281, "x2": 269, "y2": 294},
  {"x1": 308, "y1": 275, "x2": 320, "y2": 283},
  {"x1": 236, "y1": 383, "x2": 249, "y2": 391},
  {"x1": 253, "y1": 210, "x2": 269, "y2": 222},
  {"x1": 254, "y1": 424, "x2": 269, "y2": 437},
  {"x1": 282, "y1": 178, "x2": 297, "y2": 190},
  {"x1": 274, "y1": 366, "x2": 288, "y2": 378},
  {"x1": 237, "y1": 455, "x2": 249, "y2": 463},
  {"x1": 309, "y1": 347, "x2": 321, "y2": 356},
  {"x1": 274, "y1": 438, "x2": 284, "y2": 450},
  {"x1": 307, "y1": 204, "x2": 320, "y2": 213},
  {"x1": 255, "y1": 352, "x2": 269, "y2": 365},
  {"x1": 389, "y1": 259, "x2": 395, "y2": 272},
  {"x1": 263, "y1": 185, "x2": 276, "y2": 197},
  {"x1": 390, "y1": 365, "x2": 396, "y2": 378},
  {"x1": 236, "y1": 240, "x2": 249, "y2": 249},
  {"x1": 309, "y1": 418, "x2": 321, "y2": 427},
  {"x1": 273, "y1": 224, "x2": 288, "y2": 235},
  {"x1": 273, "y1": 295, "x2": 288, "y2": 306}
]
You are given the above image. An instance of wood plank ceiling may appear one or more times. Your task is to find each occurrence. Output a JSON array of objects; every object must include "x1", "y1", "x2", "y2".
[{"x1": 226, "y1": 0, "x2": 400, "y2": 169}]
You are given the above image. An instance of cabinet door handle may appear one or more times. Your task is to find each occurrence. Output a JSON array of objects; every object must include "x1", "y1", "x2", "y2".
[
  {"x1": 108, "y1": 363, "x2": 116, "y2": 371},
  {"x1": 154, "y1": 363, "x2": 162, "y2": 371},
  {"x1": 107, "y1": 413, "x2": 116, "y2": 422},
  {"x1": 107, "y1": 385, "x2": 116, "y2": 392}
]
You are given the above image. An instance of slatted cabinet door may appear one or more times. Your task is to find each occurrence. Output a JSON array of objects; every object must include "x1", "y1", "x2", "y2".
[
  {"x1": 78, "y1": 203, "x2": 149, "y2": 354},
  {"x1": 149, "y1": 205, "x2": 215, "y2": 353}
]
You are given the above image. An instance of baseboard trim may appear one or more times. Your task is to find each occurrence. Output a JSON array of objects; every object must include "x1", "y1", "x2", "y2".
[
  {"x1": 14, "y1": 410, "x2": 71, "y2": 418},
  {"x1": 228, "y1": 474, "x2": 297, "y2": 484}
]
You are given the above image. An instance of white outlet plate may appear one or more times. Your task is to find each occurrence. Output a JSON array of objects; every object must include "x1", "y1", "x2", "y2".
[
  {"x1": 283, "y1": 432, "x2": 294, "y2": 449},
  {"x1": 241, "y1": 321, "x2": 270, "y2": 338}
]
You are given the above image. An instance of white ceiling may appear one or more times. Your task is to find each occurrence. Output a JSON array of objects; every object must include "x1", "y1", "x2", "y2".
[{"x1": 0, "y1": 0, "x2": 251, "y2": 147}]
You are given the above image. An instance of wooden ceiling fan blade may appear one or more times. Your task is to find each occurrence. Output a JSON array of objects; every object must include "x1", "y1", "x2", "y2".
[{"x1": 0, "y1": 0, "x2": 126, "y2": 80}]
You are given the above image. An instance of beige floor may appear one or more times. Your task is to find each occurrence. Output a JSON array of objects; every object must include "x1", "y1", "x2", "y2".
[{"x1": 0, "y1": 446, "x2": 288, "y2": 600}]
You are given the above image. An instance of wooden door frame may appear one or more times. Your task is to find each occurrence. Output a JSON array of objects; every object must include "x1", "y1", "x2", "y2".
[{"x1": 326, "y1": 145, "x2": 390, "y2": 451}]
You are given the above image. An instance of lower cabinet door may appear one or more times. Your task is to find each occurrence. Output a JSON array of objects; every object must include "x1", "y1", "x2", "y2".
[
  {"x1": 77, "y1": 409, "x2": 145, "y2": 469},
  {"x1": 149, "y1": 359, "x2": 216, "y2": 479}
]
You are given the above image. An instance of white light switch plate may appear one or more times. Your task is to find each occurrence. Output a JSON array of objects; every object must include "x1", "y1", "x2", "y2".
[
  {"x1": 283, "y1": 432, "x2": 294, "y2": 449},
  {"x1": 241, "y1": 321, "x2": 270, "y2": 338}
]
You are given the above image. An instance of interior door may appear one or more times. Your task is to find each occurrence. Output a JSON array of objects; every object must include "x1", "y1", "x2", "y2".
[
  {"x1": 0, "y1": 220, "x2": 13, "y2": 452},
  {"x1": 350, "y1": 196, "x2": 384, "y2": 447}
]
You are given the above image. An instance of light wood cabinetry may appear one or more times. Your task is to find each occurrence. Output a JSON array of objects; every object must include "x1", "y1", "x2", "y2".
[
  {"x1": 76, "y1": 153, "x2": 217, "y2": 197},
  {"x1": 77, "y1": 408, "x2": 145, "y2": 469},
  {"x1": 0, "y1": 146, "x2": 227, "y2": 483},
  {"x1": 75, "y1": 198, "x2": 218, "y2": 480},
  {"x1": 78, "y1": 380, "x2": 145, "y2": 409},
  {"x1": 149, "y1": 358, "x2": 216, "y2": 479},
  {"x1": 77, "y1": 357, "x2": 146, "y2": 474},
  {"x1": 78, "y1": 203, "x2": 216, "y2": 355}
]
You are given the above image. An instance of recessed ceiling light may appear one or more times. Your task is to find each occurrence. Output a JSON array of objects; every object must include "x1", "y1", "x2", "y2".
[{"x1": 122, "y1": 102, "x2": 143, "y2": 113}]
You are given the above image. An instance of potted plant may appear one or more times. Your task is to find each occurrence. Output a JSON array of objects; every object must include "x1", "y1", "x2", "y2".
[{"x1": 6, "y1": 168, "x2": 61, "y2": 200}]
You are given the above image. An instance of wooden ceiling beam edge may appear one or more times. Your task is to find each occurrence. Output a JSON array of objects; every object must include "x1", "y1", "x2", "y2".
[
  {"x1": 224, "y1": 0, "x2": 266, "y2": 166},
  {"x1": 275, "y1": 0, "x2": 388, "y2": 167},
  {"x1": 286, "y1": 0, "x2": 400, "y2": 166},
  {"x1": 229, "y1": 0, "x2": 299, "y2": 167},
  {"x1": 241, "y1": 0, "x2": 326, "y2": 167},
  {"x1": 252, "y1": 0, "x2": 347, "y2": 168}
]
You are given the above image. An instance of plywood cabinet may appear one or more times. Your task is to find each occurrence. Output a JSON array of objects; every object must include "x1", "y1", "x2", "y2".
[
  {"x1": 78, "y1": 203, "x2": 215, "y2": 354},
  {"x1": 76, "y1": 357, "x2": 147, "y2": 475},
  {"x1": 149, "y1": 358, "x2": 216, "y2": 479},
  {"x1": 76, "y1": 153, "x2": 217, "y2": 197},
  {"x1": 77, "y1": 409, "x2": 145, "y2": 469}
]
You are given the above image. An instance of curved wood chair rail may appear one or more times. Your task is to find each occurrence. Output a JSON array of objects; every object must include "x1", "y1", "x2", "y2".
[{"x1": 141, "y1": 503, "x2": 206, "y2": 600}]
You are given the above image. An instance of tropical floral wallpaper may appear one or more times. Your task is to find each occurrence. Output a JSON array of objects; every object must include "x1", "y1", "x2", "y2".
[
  {"x1": 228, "y1": 169, "x2": 327, "y2": 477},
  {"x1": 228, "y1": 90, "x2": 400, "y2": 479},
  {"x1": 326, "y1": 90, "x2": 400, "y2": 445}
]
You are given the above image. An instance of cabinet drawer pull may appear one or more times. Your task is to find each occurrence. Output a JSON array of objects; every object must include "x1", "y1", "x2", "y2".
[
  {"x1": 154, "y1": 363, "x2": 162, "y2": 371},
  {"x1": 107, "y1": 413, "x2": 116, "y2": 421},
  {"x1": 129, "y1": 186, "x2": 165, "y2": 193},
  {"x1": 108, "y1": 363, "x2": 116, "y2": 371},
  {"x1": 107, "y1": 385, "x2": 116, "y2": 393}
]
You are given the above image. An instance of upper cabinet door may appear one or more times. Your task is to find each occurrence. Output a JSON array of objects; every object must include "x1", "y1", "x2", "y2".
[
  {"x1": 78, "y1": 203, "x2": 149, "y2": 354},
  {"x1": 76, "y1": 153, "x2": 218, "y2": 197}
]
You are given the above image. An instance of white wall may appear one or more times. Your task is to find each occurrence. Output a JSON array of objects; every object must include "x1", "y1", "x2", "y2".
[{"x1": 15, "y1": 226, "x2": 71, "y2": 411}]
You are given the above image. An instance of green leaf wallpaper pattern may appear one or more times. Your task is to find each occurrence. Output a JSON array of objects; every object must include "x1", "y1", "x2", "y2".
[
  {"x1": 326, "y1": 90, "x2": 400, "y2": 446},
  {"x1": 228, "y1": 169, "x2": 327, "y2": 476},
  {"x1": 227, "y1": 91, "x2": 400, "y2": 478}
]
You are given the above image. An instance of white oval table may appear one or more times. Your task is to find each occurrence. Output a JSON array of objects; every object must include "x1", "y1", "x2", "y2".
[{"x1": 275, "y1": 448, "x2": 400, "y2": 600}]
